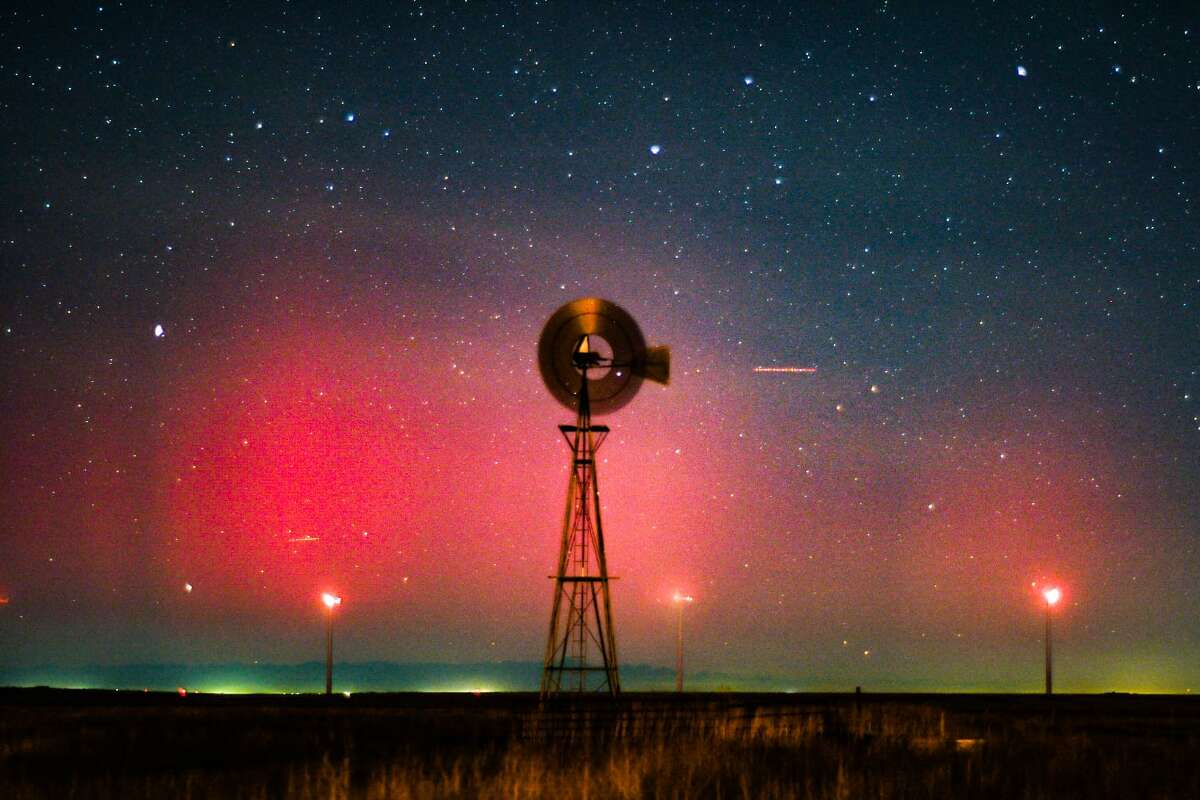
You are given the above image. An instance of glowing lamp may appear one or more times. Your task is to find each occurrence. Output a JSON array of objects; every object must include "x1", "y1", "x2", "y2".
[
  {"x1": 1039, "y1": 584, "x2": 1064, "y2": 695},
  {"x1": 321, "y1": 592, "x2": 342, "y2": 695},
  {"x1": 672, "y1": 591, "x2": 695, "y2": 693}
]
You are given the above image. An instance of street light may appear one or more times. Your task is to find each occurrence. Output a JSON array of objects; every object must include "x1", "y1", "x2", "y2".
[
  {"x1": 672, "y1": 592, "x2": 694, "y2": 693},
  {"x1": 321, "y1": 592, "x2": 342, "y2": 696},
  {"x1": 1042, "y1": 586, "x2": 1061, "y2": 695}
]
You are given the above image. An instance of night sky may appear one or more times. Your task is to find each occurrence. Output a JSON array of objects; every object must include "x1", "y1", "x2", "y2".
[{"x1": 2, "y1": 2, "x2": 1199, "y2": 692}]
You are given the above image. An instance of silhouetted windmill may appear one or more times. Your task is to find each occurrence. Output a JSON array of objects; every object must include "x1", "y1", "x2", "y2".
[{"x1": 536, "y1": 298, "x2": 670, "y2": 696}]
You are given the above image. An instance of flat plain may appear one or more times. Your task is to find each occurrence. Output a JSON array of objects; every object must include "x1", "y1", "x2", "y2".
[{"x1": 1, "y1": 688, "x2": 1198, "y2": 798}]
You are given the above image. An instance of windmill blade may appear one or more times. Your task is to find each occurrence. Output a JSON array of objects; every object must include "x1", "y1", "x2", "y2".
[{"x1": 537, "y1": 298, "x2": 668, "y2": 414}]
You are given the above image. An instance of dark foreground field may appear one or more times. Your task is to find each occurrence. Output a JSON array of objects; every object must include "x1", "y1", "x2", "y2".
[{"x1": 2, "y1": 689, "x2": 1198, "y2": 798}]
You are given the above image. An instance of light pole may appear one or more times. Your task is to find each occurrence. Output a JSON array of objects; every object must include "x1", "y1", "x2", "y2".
[
  {"x1": 1042, "y1": 586, "x2": 1061, "y2": 695},
  {"x1": 673, "y1": 592, "x2": 694, "y2": 693},
  {"x1": 322, "y1": 592, "x2": 342, "y2": 695}
]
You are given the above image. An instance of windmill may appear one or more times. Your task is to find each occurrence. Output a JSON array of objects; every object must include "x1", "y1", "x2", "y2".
[{"x1": 537, "y1": 298, "x2": 670, "y2": 696}]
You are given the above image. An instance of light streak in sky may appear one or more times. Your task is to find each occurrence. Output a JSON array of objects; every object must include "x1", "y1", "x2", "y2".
[
  {"x1": 288, "y1": 535, "x2": 320, "y2": 543},
  {"x1": 752, "y1": 366, "x2": 817, "y2": 374}
]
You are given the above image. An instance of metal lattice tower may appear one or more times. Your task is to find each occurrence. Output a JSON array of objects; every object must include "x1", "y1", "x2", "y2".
[{"x1": 541, "y1": 344, "x2": 620, "y2": 695}]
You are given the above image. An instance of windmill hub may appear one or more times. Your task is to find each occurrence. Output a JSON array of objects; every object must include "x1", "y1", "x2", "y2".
[{"x1": 571, "y1": 334, "x2": 604, "y2": 370}]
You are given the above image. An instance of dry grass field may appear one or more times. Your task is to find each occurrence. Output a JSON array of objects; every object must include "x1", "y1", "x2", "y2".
[{"x1": 2, "y1": 689, "x2": 1198, "y2": 798}]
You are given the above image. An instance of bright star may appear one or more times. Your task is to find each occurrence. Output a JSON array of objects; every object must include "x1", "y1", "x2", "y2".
[
  {"x1": 649, "y1": 144, "x2": 661, "y2": 155},
  {"x1": 1017, "y1": 65, "x2": 1027, "y2": 77},
  {"x1": 154, "y1": 324, "x2": 164, "y2": 338}
]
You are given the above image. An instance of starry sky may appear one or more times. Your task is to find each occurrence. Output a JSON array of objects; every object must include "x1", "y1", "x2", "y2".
[{"x1": 2, "y1": 2, "x2": 1198, "y2": 692}]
